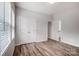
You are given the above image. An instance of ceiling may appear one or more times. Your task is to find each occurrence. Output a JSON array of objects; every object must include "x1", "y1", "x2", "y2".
[
  {"x1": 15, "y1": 2, "x2": 56, "y2": 15},
  {"x1": 15, "y1": 2, "x2": 79, "y2": 17}
]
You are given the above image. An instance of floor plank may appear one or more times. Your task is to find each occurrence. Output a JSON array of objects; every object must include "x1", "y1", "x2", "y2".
[{"x1": 13, "y1": 39, "x2": 79, "y2": 56}]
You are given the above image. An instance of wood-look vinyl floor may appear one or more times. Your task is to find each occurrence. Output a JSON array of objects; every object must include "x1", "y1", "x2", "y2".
[{"x1": 13, "y1": 39, "x2": 79, "y2": 56}]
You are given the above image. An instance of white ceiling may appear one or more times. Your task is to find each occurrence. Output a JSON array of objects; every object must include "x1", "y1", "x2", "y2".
[{"x1": 15, "y1": 2, "x2": 56, "y2": 15}]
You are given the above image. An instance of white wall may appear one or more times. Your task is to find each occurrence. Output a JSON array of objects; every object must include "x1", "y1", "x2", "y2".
[
  {"x1": 15, "y1": 7, "x2": 51, "y2": 45},
  {"x1": 49, "y1": 2, "x2": 79, "y2": 47},
  {"x1": 61, "y1": 3, "x2": 79, "y2": 47},
  {"x1": 36, "y1": 20, "x2": 48, "y2": 42}
]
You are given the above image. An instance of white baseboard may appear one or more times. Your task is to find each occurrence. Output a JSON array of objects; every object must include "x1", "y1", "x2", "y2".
[{"x1": 49, "y1": 38, "x2": 79, "y2": 48}]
